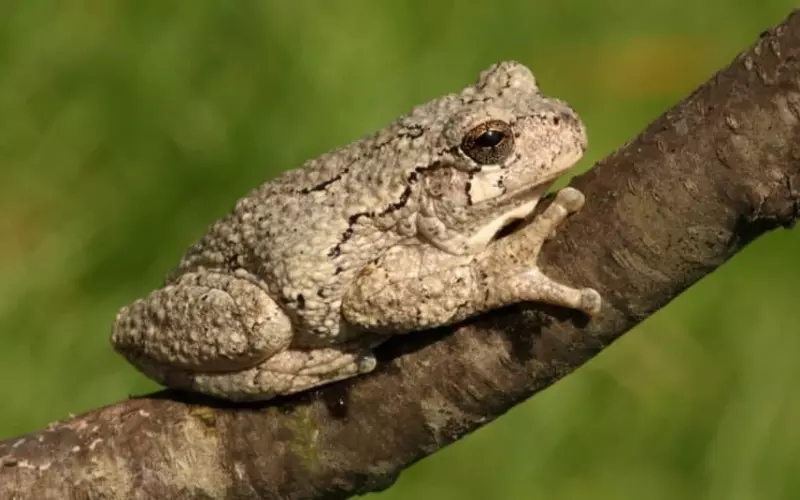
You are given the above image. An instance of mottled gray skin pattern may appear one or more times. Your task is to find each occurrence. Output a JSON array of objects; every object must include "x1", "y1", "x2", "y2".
[{"x1": 111, "y1": 61, "x2": 602, "y2": 401}]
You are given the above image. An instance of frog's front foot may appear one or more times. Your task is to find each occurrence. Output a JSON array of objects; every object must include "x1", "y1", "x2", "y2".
[
  {"x1": 513, "y1": 268, "x2": 602, "y2": 315},
  {"x1": 489, "y1": 186, "x2": 602, "y2": 315}
]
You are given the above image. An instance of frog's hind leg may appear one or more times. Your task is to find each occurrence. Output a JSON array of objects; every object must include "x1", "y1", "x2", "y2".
[
  {"x1": 138, "y1": 344, "x2": 378, "y2": 402},
  {"x1": 111, "y1": 271, "x2": 294, "y2": 374}
]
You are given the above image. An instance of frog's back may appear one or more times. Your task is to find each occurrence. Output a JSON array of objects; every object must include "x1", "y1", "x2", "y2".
[
  {"x1": 169, "y1": 82, "x2": 469, "y2": 298},
  {"x1": 171, "y1": 133, "x2": 415, "y2": 284}
]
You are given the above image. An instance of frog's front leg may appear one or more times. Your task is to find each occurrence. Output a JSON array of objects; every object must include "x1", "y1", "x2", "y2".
[{"x1": 342, "y1": 187, "x2": 601, "y2": 333}]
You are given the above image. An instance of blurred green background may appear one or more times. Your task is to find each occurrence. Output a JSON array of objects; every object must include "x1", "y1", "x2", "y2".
[{"x1": 1, "y1": 1, "x2": 799, "y2": 499}]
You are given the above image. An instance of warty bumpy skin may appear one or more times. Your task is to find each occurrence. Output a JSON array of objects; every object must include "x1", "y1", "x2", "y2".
[{"x1": 110, "y1": 61, "x2": 602, "y2": 401}]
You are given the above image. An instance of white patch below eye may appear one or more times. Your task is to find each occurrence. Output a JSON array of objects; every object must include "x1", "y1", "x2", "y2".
[{"x1": 468, "y1": 170, "x2": 505, "y2": 204}]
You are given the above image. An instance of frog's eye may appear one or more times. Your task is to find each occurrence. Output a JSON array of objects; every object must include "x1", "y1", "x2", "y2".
[{"x1": 460, "y1": 120, "x2": 514, "y2": 165}]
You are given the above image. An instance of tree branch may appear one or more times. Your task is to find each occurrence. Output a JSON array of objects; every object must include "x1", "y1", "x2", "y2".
[{"x1": 2, "y1": 10, "x2": 800, "y2": 500}]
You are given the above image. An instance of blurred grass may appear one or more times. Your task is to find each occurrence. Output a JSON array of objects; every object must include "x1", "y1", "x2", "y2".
[{"x1": 0, "y1": 1, "x2": 799, "y2": 499}]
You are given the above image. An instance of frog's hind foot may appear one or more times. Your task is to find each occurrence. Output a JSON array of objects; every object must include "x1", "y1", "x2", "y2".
[{"x1": 159, "y1": 345, "x2": 378, "y2": 402}]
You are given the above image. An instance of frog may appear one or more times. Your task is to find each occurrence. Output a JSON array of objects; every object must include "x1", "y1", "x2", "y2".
[{"x1": 110, "y1": 60, "x2": 602, "y2": 402}]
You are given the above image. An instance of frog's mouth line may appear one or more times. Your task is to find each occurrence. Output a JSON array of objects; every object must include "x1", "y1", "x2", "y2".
[
  {"x1": 503, "y1": 180, "x2": 554, "y2": 204},
  {"x1": 474, "y1": 178, "x2": 552, "y2": 212}
]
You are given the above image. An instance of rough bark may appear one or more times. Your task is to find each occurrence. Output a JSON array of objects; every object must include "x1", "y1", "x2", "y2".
[{"x1": 2, "y1": 9, "x2": 800, "y2": 500}]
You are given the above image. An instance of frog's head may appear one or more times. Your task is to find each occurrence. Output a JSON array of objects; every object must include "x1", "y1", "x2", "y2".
[{"x1": 412, "y1": 61, "x2": 588, "y2": 246}]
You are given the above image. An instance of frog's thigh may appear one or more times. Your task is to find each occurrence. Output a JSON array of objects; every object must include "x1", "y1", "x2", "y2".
[
  {"x1": 111, "y1": 271, "x2": 293, "y2": 373},
  {"x1": 139, "y1": 344, "x2": 378, "y2": 402}
]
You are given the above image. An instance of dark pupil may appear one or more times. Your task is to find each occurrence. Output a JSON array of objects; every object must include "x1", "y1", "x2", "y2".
[{"x1": 475, "y1": 130, "x2": 504, "y2": 148}]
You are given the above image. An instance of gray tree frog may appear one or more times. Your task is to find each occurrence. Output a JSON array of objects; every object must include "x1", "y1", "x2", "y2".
[{"x1": 110, "y1": 61, "x2": 602, "y2": 402}]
